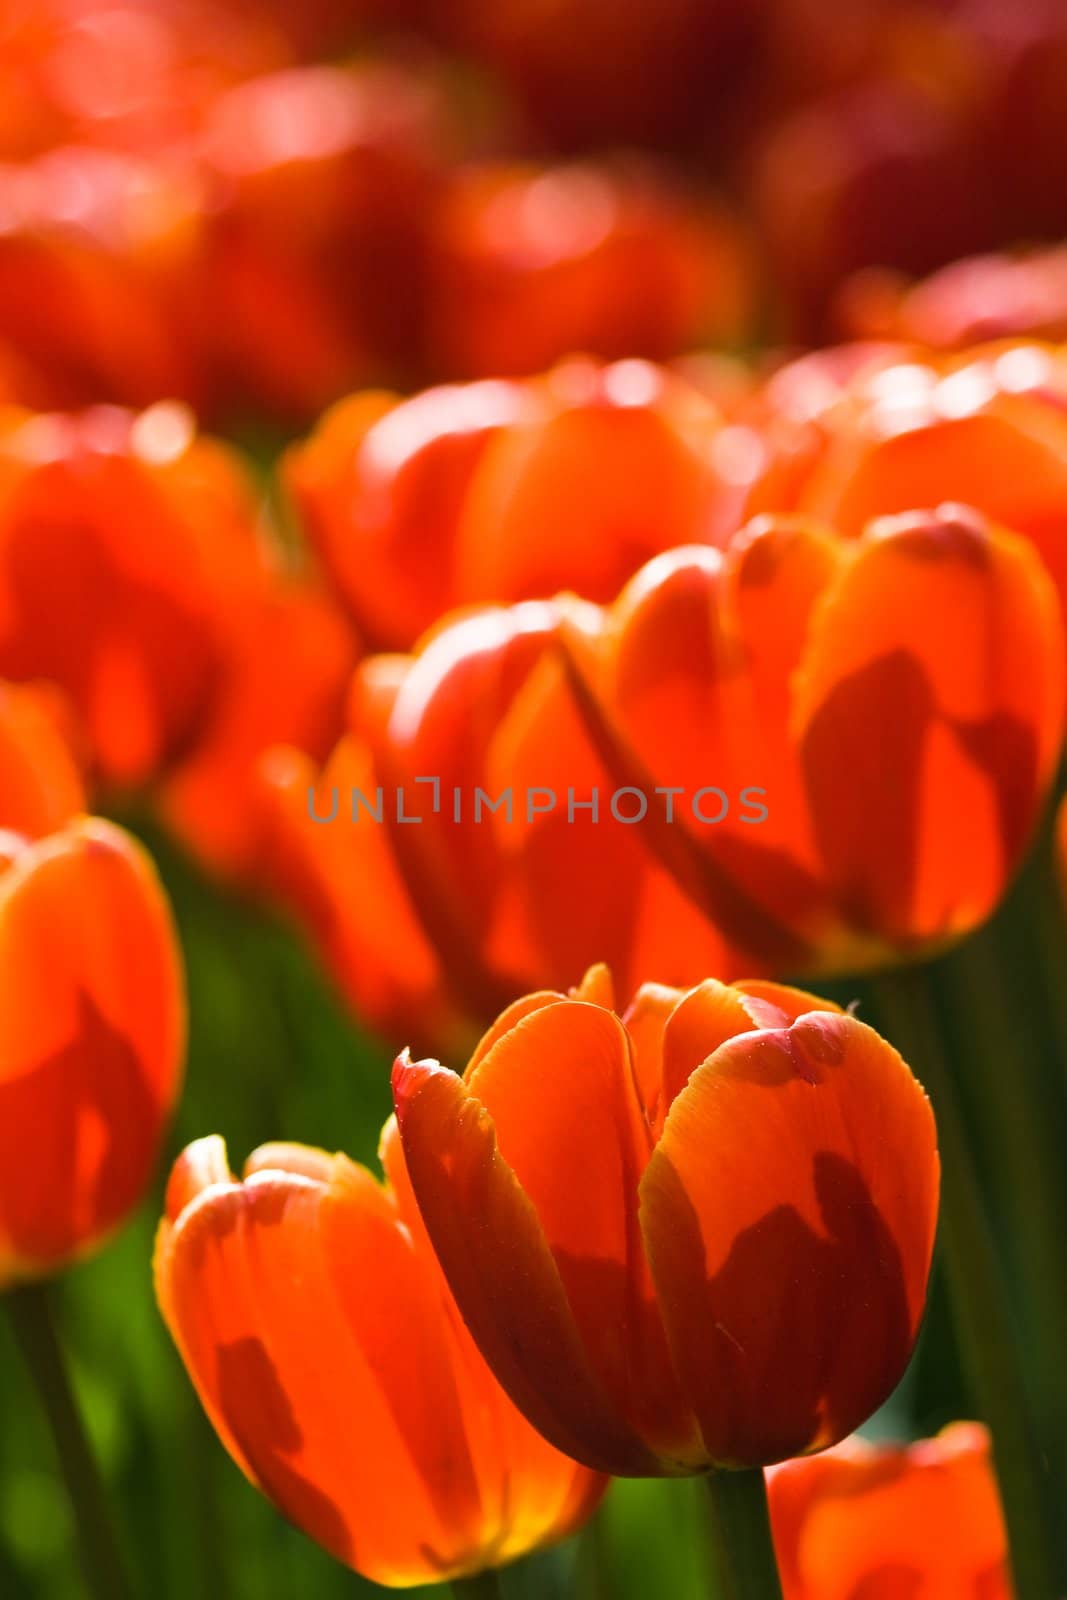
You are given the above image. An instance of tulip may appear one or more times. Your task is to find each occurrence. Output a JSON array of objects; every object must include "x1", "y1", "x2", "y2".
[
  {"x1": 836, "y1": 247, "x2": 1067, "y2": 351},
  {"x1": 0, "y1": 817, "x2": 184, "y2": 1286},
  {"x1": 0, "y1": 678, "x2": 85, "y2": 837},
  {"x1": 553, "y1": 504, "x2": 1063, "y2": 976},
  {"x1": 157, "y1": 577, "x2": 357, "y2": 884},
  {"x1": 155, "y1": 1122, "x2": 605, "y2": 1587},
  {"x1": 0, "y1": 1, "x2": 285, "y2": 160},
  {"x1": 745, "y1": 340, "x2": 1067, "y2": 637},
  {"x1": 749, "y1": 77, "x2": 993, "y2": 340},
  {"x1": 285, "y1": 357, "x2": 739, "y2": 651},
  {"x1": 264, "y1": 505, "x2": 1063, "y2": 1047},
  {"x1": 768, "y1": 1423, "x2": 1010, "y2": 1599},
  {"x1": 0, "y1": 401, "x2": 263, "y2": 788},
  {"x1": 0, "y1": 146, "x2": 205, "y2": 409},
  {"x1": 198, "y1": 62, "x2": 452, "y2": 423},
  {"x1": 0, "y1": 401, "x2": 357, "y2": 879},
  {"x1": 425, "y1": 160, "x2": 753, "y2": 380},
  {"x1": 392, "y1": 966, "x2": 939, "y2": 1475}
]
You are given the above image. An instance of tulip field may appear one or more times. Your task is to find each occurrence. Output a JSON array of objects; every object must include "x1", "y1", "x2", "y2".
[{"x1": 5, "y1": 3, "x2": 1067, "y2": 1599}]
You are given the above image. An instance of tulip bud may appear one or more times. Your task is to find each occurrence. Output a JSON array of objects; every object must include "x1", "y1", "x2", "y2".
[{"x1": 393, "y1": 968, "x2": 939, "y2": 1475}]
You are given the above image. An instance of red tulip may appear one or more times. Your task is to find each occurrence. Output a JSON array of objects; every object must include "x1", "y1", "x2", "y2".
[
  {"x1": 393, "y1": 967, "x2": 939, "y2": 1473},
  {"x1": 768, "y1": 1423, "x2": 1010, "y2": 1599},
  {"x1": 265, "y1": 505, "x2": 1063, "y2": 1047},
  {"x1": 285, "y1": 357, "x2": 739, "y2": 650},
  {"x1": 158, "y1": 577, "x2": 357, "y2": 884},
  {"x1": 0, "y1": 146, "x2": 205, "y2": 409},
  {"x1": 837, "y1": 247, "x2": 1067, "y2": 351},
  {"x1": 0, "y1": 678, "x2": 84, "y2": 838},
  {"x1": 746, "y1": 341, "x2": 1067, "y2": 641},
  {"x1": 0, "y1": 401, "x2": 263, "y2": 788},
  {"x1": 0, "y1": 818, "x2": 184, "y2": 1286},
  {"x1": 156, "y1": 1123, "x2": 605, "y2": 1585},
  {"x1": 425, "y1": 160, "x2": 753, "y2": 380},
  {"x1": 198, "y1": 63, "x2": 452, "y2": 422},
  {"x1": 0, "y1": 401, "x2": 357, "y2": 879}
]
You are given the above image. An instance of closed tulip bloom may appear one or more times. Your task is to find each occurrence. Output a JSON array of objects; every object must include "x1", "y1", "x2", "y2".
[
  {"x1": 747, "y1": 341, "x2": 1067, "y2": 634},
  {"x1": 285, "y1": 358, "x2": 736, "y2": 650},
  {"x1": 550, "y1": 503, "x2": 1064, "y2": 977},
  {"x1": 768, "y1": 1423, "x2": 1010, "y2": 1599},
  {"x1": 0, "y1": 401, "x2": 357, "y2": 866},
  {"x1": 393, "y1": 967, "x2": 939, "y2": 1474},
  {"x1": 0, "y1": 678, "x2": 85, "y2": 837},
  {"x1": 837, "y1": 247, "x2": 1067, "y2": 351},
  {"x1": 0, "y1": 818, "x2": 184, "y2": 1286},
  {"x1": 155, "y1": 1124, "x2": 605, "y2": 1587},
  {"x1": 425, "y1": 161, "x2": 753, "y2": 380},
  {"x1": 198, "y1": 63, "x2": 452, "y2": 423},
  {"x1": 0, "y1": 146, "x2": 205, "y2": 409},
  {"x1": 0, "y1": 402, "x2": 264, "y2": 788}
]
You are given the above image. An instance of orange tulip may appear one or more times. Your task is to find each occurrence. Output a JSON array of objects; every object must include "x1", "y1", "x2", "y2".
[
  {"x1": 0, "y1": 0, "x2": 286, "y2": 161},
  {"x1": 0, "y1": 145, "x2": 206, "y2": 409},
  {"x1": 837, "y1": 247, "x2": 1067, "y2": 351},
  {"x1": 768, "y1": 1423, "x2": 1010, "y2": 1599},
  {"x1": 155, "y1": 1123, "x2": 605, "y2": 1586},
  {"x1": 0, "y1": 678, "x2": 85, "y2": 837},
  {"x1": 0, "y1": 401, "x2": 263, "y2": 788},
  {"x1": 264, "y1": 505, "x2": 1062, "y2": 1047},
  {"x1": 0, "y1": 401, "x2": 357, "y2": 871},
  {"x1": 285, "y1": 358, "x2": 739, "y2": 650},
  {"x1": 157, "y1": 576, "x2": 357, "y2": 884},
  {"x1": 746, "y1": 340, "x2": 1067, "y2": 636},
  {"x1": 425, "y1": 160, "x2": 753, "y2": 380},
  {"x1": 393, "y1": 966, "x2": 939, "y2": 1474},
  {"x1": 0, "y1": 817, "x2": 184, "y2": 1286}
]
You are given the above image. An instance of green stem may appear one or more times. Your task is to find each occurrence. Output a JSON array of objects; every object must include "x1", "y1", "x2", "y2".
[
  {"x1": 450, "y1": 1570, "x2": 504, "y2": 1599},
  {"x1": 703, "y1": 1468, "x2": 783, "y2": 1600},
  {"x1": 872, "y1": 963, "x2": 1058, "y2": 1600},
  {"x1": 939, "y1": 927, "x2": 1067, "y2": 1363},
  {"x1": 6, "y1": 1281, "x2": 131, "y2": 1600}
]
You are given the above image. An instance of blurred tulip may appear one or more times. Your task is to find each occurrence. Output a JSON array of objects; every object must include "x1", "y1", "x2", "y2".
[
  {"x1": 749, "y1": 76, "x2": 995, "y2": 339},
  {"x1": 0, "y1": 817, "x2": 184, "y2": 1286},
  {"x1": 265, "y1": 505, "x2": 1063, "y2": 1047},
  {"x1": 259, "y1": 608, "x2": 561, "y2": 1052},
  {"x1": 747, "y1": 342, "x2": 1067, "y2": 635},
  {"x1": 425, "y1": 160, "x2": 754, "y2": 379},
  {"x1": 155, "y1": 1123, "x2": 605, "y2": 1586},
  {"x1": 197, "y1": 62, "x2": 454, "y2": 422},
  {"x1": 285, "y1": 358, "x2": 740, "y2": 649},
  {"x1": 768, "y1": 1423, "x2": 1010, "y2": 1599},
  {"x1": 157, "y1": 577, "x2": 357, "y2": 883},
  {"x1": 0, "y1": 146, "x2": 206, "y2": 408},
  {"x1": 837, "y1": 247, "x2": 1067, "y2": 351},
  {"x1": 0, "y1": 0, "x2": 288, "y2": 159},
  {"x1": 0, "y1": 677, "x2": 84, "y2": 836},
  {"x1": 393, "y1": 965, "x2": 939, "y2": 1473},
  {"x1": 0, "y1": 401, "x2": 264, "y2": 789}
]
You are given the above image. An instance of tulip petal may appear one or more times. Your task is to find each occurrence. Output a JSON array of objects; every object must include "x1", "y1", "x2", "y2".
[
  {"x1": 768, "y1": 1423, "x2": 1010, "y2": 1600},
  {"x1": 0, "y1": 819, "x2": 183, "y2": 1283},
  {"x1": 640, "y1": 1010, "x2": 938, "y2": 1465},
  {"x1": 393, "y1": 1049, "x2": 667, "y2": 1474},
  {"x1": 158, "y1": 1138, "x2": 600, "y2": 1585},
  {"x1": 797, "y1": 505, "x2": 1064, "y2": 943}
]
